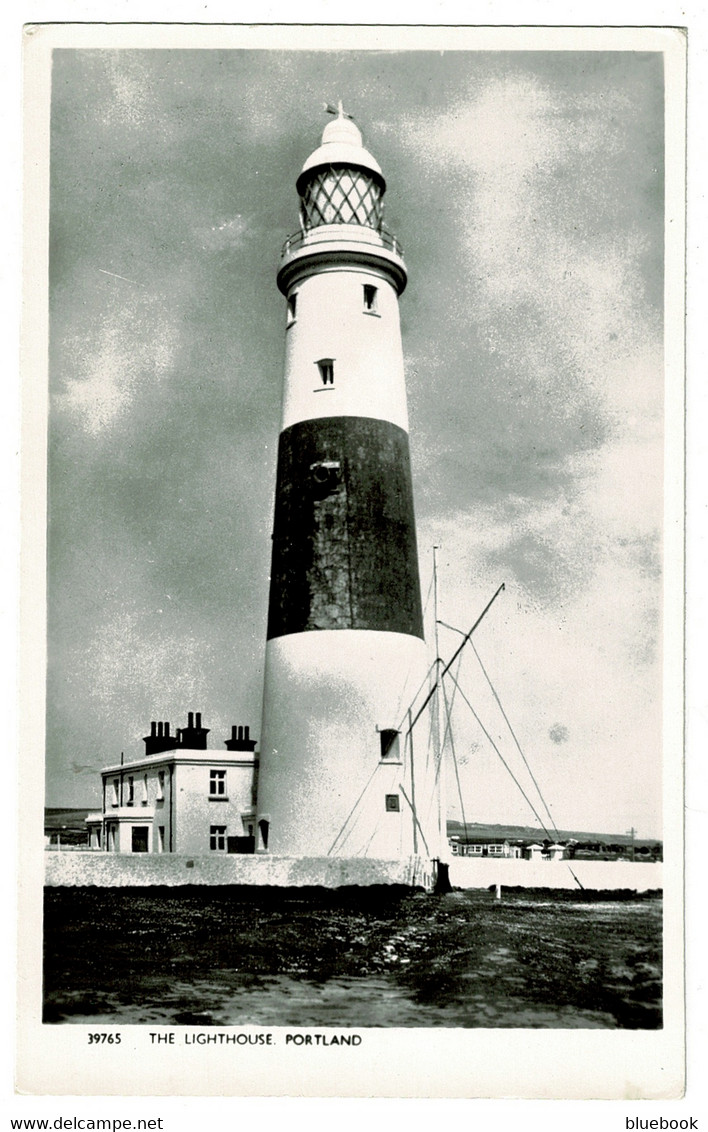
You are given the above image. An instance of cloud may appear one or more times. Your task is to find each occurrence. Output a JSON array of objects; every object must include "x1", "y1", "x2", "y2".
[
  {"x1": 54, "y1": 291, "x2": 179, "y2": 436},
  {"x1": 82, "y1": 608, "x2": 215, "y2": 722},
  {"x1": 101, "y1": 53, "x2": 153, "y2": 131},
  {"x1": 197, "y1": 214, "x2": 250, "y2": 252}
]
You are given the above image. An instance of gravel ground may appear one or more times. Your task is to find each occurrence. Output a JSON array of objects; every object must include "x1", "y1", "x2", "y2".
[{"x1": 43, "y1": 886, "x2": 662, "y2": 1028}]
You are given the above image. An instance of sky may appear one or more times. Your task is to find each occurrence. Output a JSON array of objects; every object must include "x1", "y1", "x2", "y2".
[{"x1": 46, "y1": 48, "x2": 665, "y2": 837}]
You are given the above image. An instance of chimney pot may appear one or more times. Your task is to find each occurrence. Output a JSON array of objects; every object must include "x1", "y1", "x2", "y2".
[
  {"x1": 165, "y1": 722, "x2": 170, "y2": 737},
  {"x1": 196, "y1": 712, "x2": 202, "y2": 729},
  {"x1": 188, "y1": 712, "x2": 194, "y2": 729},
  {"x1": 158, "y1": 722, "x2": 163, "y2": 737},
  {"x1": 245, "y1": 725, "x2": 250, "y2": 741},
  {"x1": 231, "y1": 725, "x2": 237, "y2": 740},
  {"x1": 238, "y1": 726, "x2": 243, "y2": 741},
  {"x1": 151, "y1": 721, "x2": 156, "y2": 737}
]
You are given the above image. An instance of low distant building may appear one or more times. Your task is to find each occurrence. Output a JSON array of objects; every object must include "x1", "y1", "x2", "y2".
[
  {"x1": 87, "y1": 712, "x2": 259, "y2": 855},
  {"x1": 449, "y1": 836, "x2": 567, "y2": 861},
  {"x1": 450, "y1": 838, "x2": 523, "y2": 859}
]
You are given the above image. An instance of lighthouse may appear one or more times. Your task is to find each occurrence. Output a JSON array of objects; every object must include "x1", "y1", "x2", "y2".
[{"x1": 255, "y1": 106, "x2": 435, "y2": 862}]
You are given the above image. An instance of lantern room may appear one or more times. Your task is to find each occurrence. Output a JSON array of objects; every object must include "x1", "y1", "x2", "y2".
[{"x1": 295, "y1": 106, "x2": 386, "y2": 232}]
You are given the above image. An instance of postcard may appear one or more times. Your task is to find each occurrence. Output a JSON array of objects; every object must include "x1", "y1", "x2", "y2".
[{"x1": 17, "y1": 22, "x2": 687, "y2": 1100}]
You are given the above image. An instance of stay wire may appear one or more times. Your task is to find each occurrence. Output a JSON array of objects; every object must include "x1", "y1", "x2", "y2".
[
  {"x1": 446, "y1": 669, "x2": 555, "y2": 842},
  {"x1": 469, "y1": 640, "x2": 560, "y2": 838}
]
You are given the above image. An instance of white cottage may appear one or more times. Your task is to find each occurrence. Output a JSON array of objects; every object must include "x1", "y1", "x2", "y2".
[{"x1": 90, "y1": 713, "x2": 258, "y2": 855}]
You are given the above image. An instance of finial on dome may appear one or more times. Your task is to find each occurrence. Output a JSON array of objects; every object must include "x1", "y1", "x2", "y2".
[{"x1": 324, "y1": 99, "x2": 354, "y2": 122}]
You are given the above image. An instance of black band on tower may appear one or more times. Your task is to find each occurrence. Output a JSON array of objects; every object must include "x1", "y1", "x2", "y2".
[{"x1": 267, "y1": 416, "x2": 424, "y2": 640}]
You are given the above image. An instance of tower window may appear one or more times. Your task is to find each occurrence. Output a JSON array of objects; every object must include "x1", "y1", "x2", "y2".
[
  {"x1": 316, "y1": 358, "x2": 335, "y2": 386},
  {"x1": 379, "y1": 729, "x2": 400, "y2": 761},
  {"x1": 385, "y1": 794, "x2": 400, "y2": 813},
  {"x1": 126, "y1": 776, "x2": 134, "y2": 806},
  {"x1": 287, "y1": 292, "x2": 297, "y2": 326},
  {"x1": 157, "y1": 770, "x2": 165, "y2": 801},
  {"x1": 363, "y1": 284, "x2": 378, "y2": 313},
  {"x1": 210, "y1": 825, "x2": 227, "y2": 852},
  {"x1": 141, "y1": 773, "x2": 148, "y2": 805}
]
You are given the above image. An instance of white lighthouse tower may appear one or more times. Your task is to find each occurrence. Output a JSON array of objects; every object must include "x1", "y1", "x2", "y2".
[{"x1": 256, "y1": 107, "x2": 435, "y2": 865}]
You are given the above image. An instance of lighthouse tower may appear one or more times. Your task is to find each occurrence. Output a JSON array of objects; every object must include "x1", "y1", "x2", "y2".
[{"x1": 256, "y1": 107, "x2": 433, "y2": 862}]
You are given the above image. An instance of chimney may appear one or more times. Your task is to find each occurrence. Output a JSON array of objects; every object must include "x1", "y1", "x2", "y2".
[
  {"x1": 231, "y1": 725, "x2": 238, "y2": 741},
  {"x1": 244, "y1": 725, "x2": 250, "y2": 741},
  {"x1": 158, "y1": 722, "x2": 163, "y2": 738},
  {"x1": 188, "y1": 712, "x2": 194, "y2": 729},
  {"x1": 165, "y1": 722, "x2": 170, "y2": 737},
  {"x1": 151, "y1": 721, "x2": 156, "y2": 737},
  {"x1": 196, "y1": 712, "x2": 202, "y2": 729},
  {"x1": 238, "y1": 725, "x2": 243, "y2": 741}
]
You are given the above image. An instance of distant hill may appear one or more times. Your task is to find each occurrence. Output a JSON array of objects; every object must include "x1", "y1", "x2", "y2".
[
  {"x1": 44, "y1": 808, "x2": 92, "y2": 832},
  {"x1": 446, "y1": 820, "x2": 661, "y2": 848}
]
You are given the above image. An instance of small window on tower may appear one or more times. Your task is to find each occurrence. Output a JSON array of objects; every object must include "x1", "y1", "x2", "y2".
[
  {"x1": 287, "y1": 292, "x2": 297, "y2": 326},
  {"x1": 316, "y1": 358, "x2": 335, "y2": 385},
  {"x1": 385, "y1": 794, "x2": 400, "y2": 813},
  {"x1": 363, "y1": 284, "x2": 378, "y2": 313},
  {"x1": 379, "y1": 729, "x2": 400, "y2": 761}
]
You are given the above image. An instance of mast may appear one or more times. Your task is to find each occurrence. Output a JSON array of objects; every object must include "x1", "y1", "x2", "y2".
[{"x1": 432, "y1": 546, "x2": 448, "y2": 863}]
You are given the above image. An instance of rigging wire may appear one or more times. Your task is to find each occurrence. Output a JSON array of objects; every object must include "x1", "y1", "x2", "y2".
[
  {"x1": 421, "y1": 566, "x2": 435, "y2": 623},
  {"x1": 399, "y1": 784, "x2": 430, "y2": 856},
  {"x1": 395, "y1": 657, "x2": 440, "y2": 737},
  {"x1": 326, "y1": 758, "x2": 382, "y2": 856},
  {"x1": 398, "y1": 583, "x2": 506, "y2": 736},
  {"x1": 469, "y1": 640, "x2": 560, "y2": 839},
  {"x1": 446, "y1": 668, "x2": 555, "y2": 842},
  {"x1": 440, "y1": 667, "x2": 469, "y2": 836}
]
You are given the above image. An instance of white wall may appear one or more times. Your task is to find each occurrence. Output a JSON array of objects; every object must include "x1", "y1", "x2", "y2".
[{"x1": 449, "y1": 856, "x2": 662, "y2": 892}]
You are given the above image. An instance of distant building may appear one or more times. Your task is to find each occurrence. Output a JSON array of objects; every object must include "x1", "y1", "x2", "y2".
[
  {"x1": 449, "y1": 836, "x2": 567, "y2": 861},
  {"x1": 87, "y1": 712, "x2": 258, "y2": 855},
  {"x1": 449, "y1": 838, "x2": 523, "y2": 859}
]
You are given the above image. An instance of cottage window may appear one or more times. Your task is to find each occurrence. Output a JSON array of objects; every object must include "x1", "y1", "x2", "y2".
[
  {"x1": 210, "y1": 825, "x2": 227, "y2": 852},
  {"x1": 111, "y1": 779, "x2": 119, "y2": 807},
  {"x1": 156, "y1": 770, "x2": 165, "y2": 801},
  {"x1": 209, "y1": 769, "x2": 227, "y2": 798},
  {"x1": 126, "y1": 776, "x2": 134, "y2": 806},
  {"x1": 487, "y1": 844, "x2": 504, "y2": 856},
  {"x1": 157, "y1": 826, "x2": 165, "y2": 853},
  {"x1": 142, "y1": 774, "x2": 149, "y2": 805}
]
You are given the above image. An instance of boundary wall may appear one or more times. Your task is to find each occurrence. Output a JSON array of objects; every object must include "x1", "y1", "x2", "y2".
[
  {"x1": 44, "y1": 852, "x2": 660, "y2": 891},
  {"x1": 44, "y1": 853, "x2": 435, "y2": 890},
  {"x1": 448, "y1": 856, "x2": 661, "y2": 892}
]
